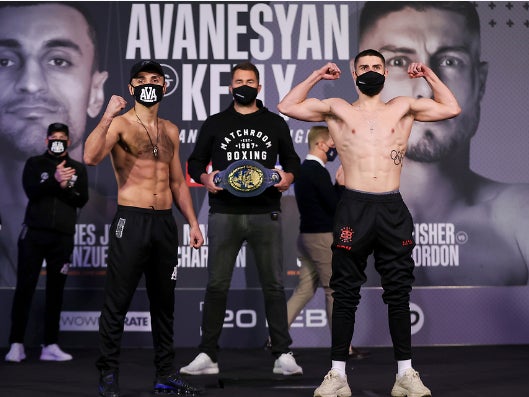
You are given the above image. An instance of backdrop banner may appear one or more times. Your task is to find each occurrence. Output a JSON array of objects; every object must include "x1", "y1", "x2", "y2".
[{"x1": 0, "y1": 1, "x2": 528, "y2": 348}]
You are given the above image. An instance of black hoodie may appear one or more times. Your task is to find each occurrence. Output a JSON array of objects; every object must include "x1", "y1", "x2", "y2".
[
  {"x1": 188, "y1": 100, "x2": 300, "y2": 214},
  {"x1": 22, "y1": 152, "x2": 89, "y2": 235}
]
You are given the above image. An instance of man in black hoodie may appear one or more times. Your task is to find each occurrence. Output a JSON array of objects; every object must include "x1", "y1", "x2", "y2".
[
  {"x1": 184, "y1": 61, "x2": 302, "y2": 376},
  {"x1": 5, "y1": 122, "x2": 88, "y2": 363}
]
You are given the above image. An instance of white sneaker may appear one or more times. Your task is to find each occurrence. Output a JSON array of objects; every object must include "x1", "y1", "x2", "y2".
[
  {"x1": 179, "y1": 352, "x2": 219, "y2": 375},
  {"x1": 314, "y1": 369, "x2": 351, "y2": 397},
  {"x1": 273, "y1": 352, "x2": 303, "y2": 375},
  {"x1": 5, "y1": 343, "x2": 26, "y2": 362},
  {"x1": 40, "y1": 344, "x2": 73, "y2": 361},
  {"x1": 391, "y1": 368, "x2": 432, "y2": 397}
]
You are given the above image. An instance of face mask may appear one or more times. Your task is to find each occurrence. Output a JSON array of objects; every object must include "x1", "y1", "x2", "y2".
[
  {"x1": 48, "y1": 139, "x2": 67, "y2": 156},
  {"x1": 232, "y1": 85, "x2": 258, "y2": 105},
  {"x1": 356, "y1": 71, "x2": 385, "y2": 96},
  {"x1": 326, "y1": 147, "x2": 338, "y2": 162},
  {"x1": 132, "y1": 84, "x2": 164, "y2": 107}
]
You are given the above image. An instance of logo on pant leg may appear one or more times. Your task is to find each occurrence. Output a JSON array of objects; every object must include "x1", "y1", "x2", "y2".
[
  {"x1": 339, "y1": 226, "x2": 354, "y2": 242},
  {"x1": 171, "y1": 265, "x2": 178, "y2": 280},
  {"x1": 115, "y1": 218, "x2": 126, "y2": 238},
  {"x1": 336, "y1": 226, "x2": 354, "y2": 250},
  {"x1": 60, "y1": 263, "x2": 70, "y2": 275}
]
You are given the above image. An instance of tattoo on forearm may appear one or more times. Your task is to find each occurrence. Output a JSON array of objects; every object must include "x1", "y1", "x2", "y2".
[{"x1": 391, "y1": 149, "x2": 405, "y2": 166}]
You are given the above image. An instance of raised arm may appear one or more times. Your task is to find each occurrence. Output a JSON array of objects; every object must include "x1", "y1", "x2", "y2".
[
  {"x1": 277, "y1": 62, "x2": 341, "y2": 122},
  {"x1": 84, "y1": 95, "x2": 127, "y2": 165},
  {"x1": 407, "y1": 62, "x2": 461, "y2": 122}
]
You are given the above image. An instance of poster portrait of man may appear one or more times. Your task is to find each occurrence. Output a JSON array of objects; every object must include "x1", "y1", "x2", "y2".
[
  {"x1": 0, "y1": 2, "x2": 108, "y2": 286},
  {"x1": 355, "y1": 2, "x2": 529, "y2": 286}
]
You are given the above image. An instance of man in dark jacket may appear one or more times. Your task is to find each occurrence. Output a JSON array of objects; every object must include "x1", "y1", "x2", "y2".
[
  {"x1": 5, "y1": 122, "x2": 88, "y2": 363},
  {"x1": 183, "y1": 61, "x2": 302, "y2": 376}
]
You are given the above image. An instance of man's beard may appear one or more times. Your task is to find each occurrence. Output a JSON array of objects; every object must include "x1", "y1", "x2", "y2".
[
  {"x1": 407, "y1": 111, "x2": 480, "y2": 163},
  {"x1": 0, "y1": 122, "x2": 48, "y2": 158},
  {"x1": 0, "y1": 94, "x2": 72, "y2": 157},
  {"x1": 0, "y1": 114, "x2": 78, "y2": 159},
  {"x1": 406, "y1": 128, "x2": 460, "y2": 163}
]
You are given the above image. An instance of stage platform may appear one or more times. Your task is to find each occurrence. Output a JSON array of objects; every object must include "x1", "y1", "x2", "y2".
[{"x1": 2, "y1": 345, "x2": 528, "y2": 396}]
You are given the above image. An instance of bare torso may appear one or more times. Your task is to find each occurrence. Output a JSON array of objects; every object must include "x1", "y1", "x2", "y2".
[
  {"x1": 325, "y1": 96, "x2": 414, "y2": 193},
  {"x1": 110, "y1": 109, "x2": 176, "y2": 209}
]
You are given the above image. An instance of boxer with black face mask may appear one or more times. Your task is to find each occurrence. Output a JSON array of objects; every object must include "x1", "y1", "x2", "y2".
[
  {"x1": 278, "y1": 50, "x2": 460, "y2": 397},
  {"x1": 126, "y1": 60, "x2": 167, "y2": 159},
  {"x1": 84, "y1": 60, "x2": 204, "y2": 397},
  {"x1": 128, "y1": 60, "x2": 166, "y2": 107}
]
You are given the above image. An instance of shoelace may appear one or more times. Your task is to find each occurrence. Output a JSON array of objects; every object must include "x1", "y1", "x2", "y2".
[
  {"x1": 324, "y1": 371, "x2": 339, "y2": 382},
  {"x1": 409, "y1": 370, "x2": 420, "y2": 379}
]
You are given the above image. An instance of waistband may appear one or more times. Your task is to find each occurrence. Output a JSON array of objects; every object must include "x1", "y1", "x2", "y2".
[
  {"x1": 342, "y1": 188, "x2": 402, "y2": 203},
  {"x1": 117, "y1": 205, "x2": 173, "y2": 215}
]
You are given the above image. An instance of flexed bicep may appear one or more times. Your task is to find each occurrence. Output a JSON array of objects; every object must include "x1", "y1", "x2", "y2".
[
  {"x1": 407, "y1": 63, "x2": 461, "y2": 122},
  {"x1": 278, "y1": 62, "x2": 342, "y2": 122},
  {"x1": 279, "y1": 97, "x2": 332, "y2": 122}
]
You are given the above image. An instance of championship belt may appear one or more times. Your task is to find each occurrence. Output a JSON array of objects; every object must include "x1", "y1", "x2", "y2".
[{"x1": 213, "y1": 160, "x2": 282, "y2": 197}]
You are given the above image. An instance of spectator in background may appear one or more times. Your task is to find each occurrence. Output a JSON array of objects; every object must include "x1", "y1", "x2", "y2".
[
  {"x1": 5, "y1": 122, "x2": 89, "y2": 363},
  {"x1": 0, "y1": 2, "x2": 108, "y2": 287}
]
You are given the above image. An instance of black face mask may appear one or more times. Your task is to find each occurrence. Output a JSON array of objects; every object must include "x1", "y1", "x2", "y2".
[
  {"x1": 132, "y1": 84, "x2": 164, "y2": 107},
  {"x1": 356, "y1": 71, "x2": 385, "y2": 97},
  {"x1": 326, "y1": 147, "x2": 338, "y2": 162},
  {"x1": 232, "y1": 85, "x2": 258, "y2": 105},
  {"x1": 48, "y1": 139, "x2": 67, "y2": 156}
]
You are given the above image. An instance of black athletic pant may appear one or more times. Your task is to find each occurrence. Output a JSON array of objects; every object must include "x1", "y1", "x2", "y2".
[
  {"x1": 330, "y1": 189, "x2": 415, "y2": 362},
  {"x1": 9, "y1": 227, "x2": 72, "y2": 345},
  {"x1": 96, "y1": 206, "x2": 179, "y2": 377}
]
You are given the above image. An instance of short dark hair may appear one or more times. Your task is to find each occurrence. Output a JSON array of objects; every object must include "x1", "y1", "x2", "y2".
[
  {"x1": 0, "y1": 1, "x2": 101, "y2": 72},
  {"x1": 354, "y1": 49, "x2": 385, "y2": 69},
  {"x1": 359, "y1": 2, "x2": 480, "y2": 40},
  {"x1": 231, "y1": 61, "x2": 260, "y2": 83}
]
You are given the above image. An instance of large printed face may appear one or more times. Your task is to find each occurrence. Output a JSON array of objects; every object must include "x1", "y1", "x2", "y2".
[
  {"x1": 0, "y1": 3, "x2": 106, "y2": 157},
  {"x1": 359, "y1": 7, "x2": 488, "y2": 162}
]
